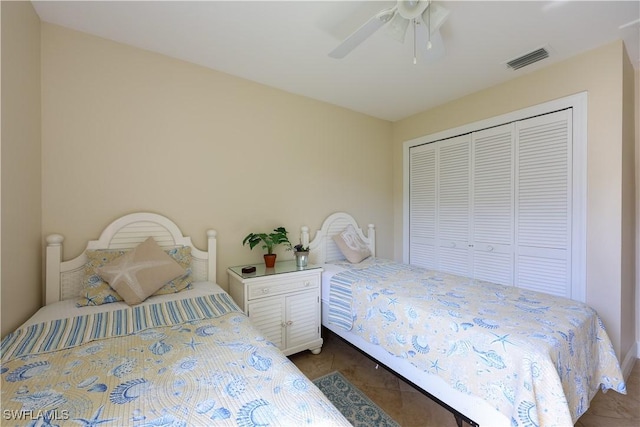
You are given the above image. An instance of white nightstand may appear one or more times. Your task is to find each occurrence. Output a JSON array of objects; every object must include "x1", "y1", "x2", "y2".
[{"x1": 227, "y1": 260, "x2": 323, "y2": 356}]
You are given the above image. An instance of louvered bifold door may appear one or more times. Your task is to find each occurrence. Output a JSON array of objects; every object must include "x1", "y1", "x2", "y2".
[
  {"x1": 409, "y1": 143, "x2": 437, "y2": 268},
  {"x1": 437, "y1": 135, "x2": 472, "y2": 277},
  {"x1": 515, "y1": 110, "x2": 572, "y2": 297},
  {"x1": 471, "y1": 124, "x2": 515, "y2": 285}
]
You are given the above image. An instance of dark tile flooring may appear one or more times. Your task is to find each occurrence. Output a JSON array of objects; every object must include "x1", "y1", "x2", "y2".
[{"x1": 289, "y1": 329, "x2": 639, "y2": 427}]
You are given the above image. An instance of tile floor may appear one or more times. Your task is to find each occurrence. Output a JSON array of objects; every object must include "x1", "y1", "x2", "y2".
[{"x1": 289, "y1": 329, "x2": 639, "y2": 427}]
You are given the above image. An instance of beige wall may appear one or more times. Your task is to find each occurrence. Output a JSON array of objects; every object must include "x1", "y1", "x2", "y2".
[
  {"x1": 1, "y1": 1, "x2": 42, "y2": 337},
  {"x1": 3, "y1": 12, "x2": 637, "y2": 362},
  {"x1": 40, "y1": 24, "x2": 393, "y2": 294},
  {"x1": 636, "y1": 68, "x2": 640, "y2": 347},
  {"x1": 621, "y1": 46, "x2": 636, "y2": 365},
  {"x1": 392, "y1": 41, "x2": 634, "y2": 359}
]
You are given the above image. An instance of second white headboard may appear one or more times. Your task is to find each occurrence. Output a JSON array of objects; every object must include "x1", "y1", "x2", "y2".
[{"x1": 301, "y1": 212, "x2": 375, "y2": 265}]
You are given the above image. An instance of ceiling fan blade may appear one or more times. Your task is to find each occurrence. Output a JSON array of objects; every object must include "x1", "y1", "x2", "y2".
[
  {"x1": 385, "y1": 11, "x2": 409, "y2": 43},
  {"x1": 329, "y1": 7, "x2": 395, "y2": 59}
]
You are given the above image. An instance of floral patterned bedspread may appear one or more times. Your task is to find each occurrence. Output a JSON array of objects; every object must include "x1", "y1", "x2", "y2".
[
  {"x1": 328, "y1": 258, "x2": 626, "y2": 427},
  {"x1": 1, "y1": 293, "x2": 349, "y2": 426}
]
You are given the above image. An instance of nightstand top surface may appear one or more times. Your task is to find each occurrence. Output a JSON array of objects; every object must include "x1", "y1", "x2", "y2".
[{"x1": 228, "y1": 260, "x2": 321, "y2": 279}]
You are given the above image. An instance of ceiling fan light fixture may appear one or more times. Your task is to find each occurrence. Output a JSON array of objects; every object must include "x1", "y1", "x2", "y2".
[
  {"x1": 397, "y1": 0, "x2": 430, "y2": 19},
  {"x1": 328, "y1": 0, "x2": 450, "y2": 61},
  {"x1": 386, "y1": 11, "x2": 410, "y2": 42}
]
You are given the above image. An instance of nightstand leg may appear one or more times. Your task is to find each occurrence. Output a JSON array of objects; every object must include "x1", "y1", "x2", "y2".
[{"x1": 310, "y1": 347, "x2": 322, "y2": 355}]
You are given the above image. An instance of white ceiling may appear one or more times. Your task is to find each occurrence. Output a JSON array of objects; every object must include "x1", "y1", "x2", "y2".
[{"x1": 32, "y1": 0, "x2": 640, "y2": 122}]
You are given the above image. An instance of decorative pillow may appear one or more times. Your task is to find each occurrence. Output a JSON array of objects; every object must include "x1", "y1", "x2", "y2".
[
  {"x1": 332, "y1": 224, "x2": 372, "y2": 264},
  {"x1": 154, "y1": 246, "x2": 193, "y2": 295},
  {"x1": 96, "y1": 237, "x2": 186, "y2": 305},
  {"x1": 77, "y1": 244, "x2": 193, "y2": 307}
]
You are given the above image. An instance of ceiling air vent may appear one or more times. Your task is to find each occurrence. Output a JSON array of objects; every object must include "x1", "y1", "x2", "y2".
[{"x1": 506, "y1": 47, "x2": 549, "y2": 70}]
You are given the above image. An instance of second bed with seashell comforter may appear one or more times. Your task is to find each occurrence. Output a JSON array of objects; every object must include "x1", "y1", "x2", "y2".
[{"x1": 327, "y1": 257, "x2": 626, "y2": 427}]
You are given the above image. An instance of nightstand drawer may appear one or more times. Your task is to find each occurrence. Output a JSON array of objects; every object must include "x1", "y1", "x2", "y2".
[{"x1": 247, "y1": 275, "x2": 318, "y2": 300}]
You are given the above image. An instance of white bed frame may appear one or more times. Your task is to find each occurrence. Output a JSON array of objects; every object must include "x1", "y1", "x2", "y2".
[
  {"x1": 45, "y1": 212, "x2": 217, "y2": 305},
  {"x1": 302, "y1": 212, "x2": 509, "y2": 427}
]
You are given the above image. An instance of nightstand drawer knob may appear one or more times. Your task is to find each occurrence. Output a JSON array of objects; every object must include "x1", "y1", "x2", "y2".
[
  {"x1": 304, "y1": 281, "x2": 310, "y2": 287},
  {"x1": 262, "y1": 288, "x2": 269, "y2": 294}
]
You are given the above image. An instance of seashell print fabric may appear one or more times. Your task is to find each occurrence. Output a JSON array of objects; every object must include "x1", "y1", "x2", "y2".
[
  {"x1": 328, "y1": 258, "x2": 626, "y2": 427},
  {"x1": 1, "y1": 295, "x2": 350, "y2": 426}
]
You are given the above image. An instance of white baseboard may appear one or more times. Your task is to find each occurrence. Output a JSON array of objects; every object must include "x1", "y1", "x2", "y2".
[{"x1": 620, "y1": 342, "x2": 639, "y2": 380}]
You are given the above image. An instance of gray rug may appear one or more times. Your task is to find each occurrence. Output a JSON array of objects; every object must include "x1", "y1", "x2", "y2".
[{"x1": 313, "y1": 371, "x2": 401, "y2": 427}]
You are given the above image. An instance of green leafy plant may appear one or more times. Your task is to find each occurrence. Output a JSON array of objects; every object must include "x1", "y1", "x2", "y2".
[
  {"x1": 242, "y1": 227, "x2": 292, "y2": 255},
  {"x1": 293, "y1": 243, "x2": 309, "y2": 253}
]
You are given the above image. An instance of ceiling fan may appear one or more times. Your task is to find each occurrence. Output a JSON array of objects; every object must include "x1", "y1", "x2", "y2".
[{"x1": 329, "y1": 0, "x2": 450, "y2": 64}]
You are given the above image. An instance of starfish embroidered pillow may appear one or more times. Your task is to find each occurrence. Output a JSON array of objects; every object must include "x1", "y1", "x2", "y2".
[
  {"x1": 96, "y1": 237, "x2": 186, "y2": 305},
  {"x1": 332, "y1": 224, "x2": 371, "y2": 263},
  {"x1": 77, "y1": 246, "x2": 192, "y2": 307}
]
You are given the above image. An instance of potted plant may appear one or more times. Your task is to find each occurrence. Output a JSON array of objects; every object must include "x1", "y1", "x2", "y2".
[
  {"x1": 242, "y1": 227, "x2": 292, "y2": 268},
  {"x1": 293, "y1": 243, "x2": 309, "y2": 268}
]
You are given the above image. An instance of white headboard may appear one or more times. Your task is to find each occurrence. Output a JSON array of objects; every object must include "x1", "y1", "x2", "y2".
[
  {"x1": 301, "y1": 212, "x2": 375, "y2": 265},
  {"x1": 45, "y1": 212, "x2": 217, "y2": 305}
]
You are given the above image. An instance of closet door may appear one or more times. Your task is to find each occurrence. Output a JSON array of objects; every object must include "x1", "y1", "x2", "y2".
[
  {"x1": 515, "y1": 110, "x2": 572, "y2": 297},
  {"x1": 437, "y1": 135, "x2": 471, "y2": 277},
  {"x1": 408, "y1": 143, "x2": 437, "y2": 268},
  {"x1": 471, "y1": 124, "x2": 514, "y2": 285}
]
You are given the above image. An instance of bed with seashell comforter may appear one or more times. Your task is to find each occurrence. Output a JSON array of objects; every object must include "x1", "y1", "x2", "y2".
[
  {"x1": 0, "y1": 213, "x2": 349, "y2": 427},
  {"x1": 302, "y1": 212, "x2": 627, "y2": 427}
]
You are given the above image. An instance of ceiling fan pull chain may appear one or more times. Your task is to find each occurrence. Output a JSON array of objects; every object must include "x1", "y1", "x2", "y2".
[
  {"x1": 427, "y1": 0, "x2": 433, "y2": 50},
  {"x1": 413, "y1": 19, "x2": 417, "y2": 64}
]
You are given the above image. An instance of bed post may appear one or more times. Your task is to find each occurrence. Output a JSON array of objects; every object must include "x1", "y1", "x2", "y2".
[
  {"x1": 206, "y1": 230, "x2": 217, "y2": 282},
  {"x1": 367, "y1": 224, "x2": 376, "y2": 257},
  {"x1": 45, "y1": 234, "x2": 64, "y2": 305}
]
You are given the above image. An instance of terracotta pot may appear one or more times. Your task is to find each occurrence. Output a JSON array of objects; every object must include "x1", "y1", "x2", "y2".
[{"x1": 264, "y1": 253, "x2": 277, "y2": 268}]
